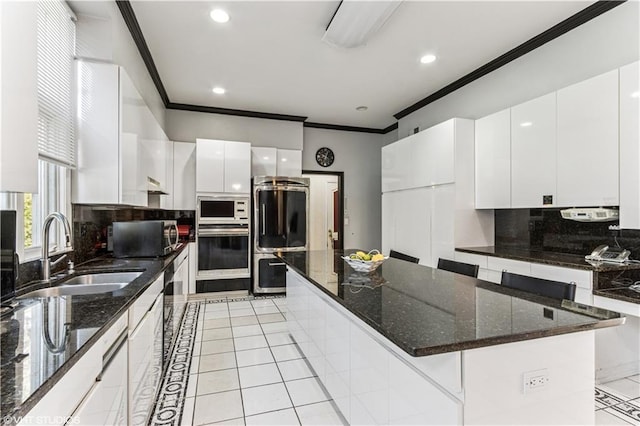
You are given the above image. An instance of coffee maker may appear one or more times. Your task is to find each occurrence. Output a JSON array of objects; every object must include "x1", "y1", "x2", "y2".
[{"x1": 1, "y1": 210, "x2": 17, "y2": 302}]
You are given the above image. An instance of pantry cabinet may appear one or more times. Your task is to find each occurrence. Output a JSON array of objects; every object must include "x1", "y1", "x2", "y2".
[
  {"x1": 556, "y1": 70, "x2": 619, "y2": 207},
  {"x1": 196, "y1": 139, "x2": 251, "y2": 194},
  {"x1": 474, "y1": 109, "x2": 511, "y2": 209},
  {"x1": 619, "y1": 61, "x2": 640, "y2": 229},
  {"x1": 510, "y1": 93, "x2": 557, "y2": 208}
]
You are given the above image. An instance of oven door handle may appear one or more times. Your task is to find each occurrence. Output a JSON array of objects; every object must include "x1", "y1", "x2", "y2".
[{"x1": 198, "y1": 229, "x2": 249, "y2": 237}]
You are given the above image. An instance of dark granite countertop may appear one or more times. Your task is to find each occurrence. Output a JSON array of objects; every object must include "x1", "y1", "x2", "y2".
[
  {"x1": 0, "y1": 244, "x2": 187, "y2": 421},
  {"x1": 278, "y1": 250, "x2": 624, "y2": 357},
  {"x1": 456, "y1": 246, "x2": 640, "y2": 272}
]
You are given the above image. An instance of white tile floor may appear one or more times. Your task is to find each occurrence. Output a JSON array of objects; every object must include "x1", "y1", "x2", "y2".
[
  {"x1": 159, "y1": 296, "x2": 640, "y2": 426},
  {"x1": 181, "y1": 297, "x2": 346, "y2": 426},
  {"x1": 595, "y1": 376, "x2": 640, "y2": 425}
]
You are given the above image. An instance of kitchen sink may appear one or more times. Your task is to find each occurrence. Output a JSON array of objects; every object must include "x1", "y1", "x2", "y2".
[
  {"x1": 63, "y1": 272, "x2": 142, "y2": 285},
  {"x1": 17, "y1": 272, "x2": 143, "y2": 299}
]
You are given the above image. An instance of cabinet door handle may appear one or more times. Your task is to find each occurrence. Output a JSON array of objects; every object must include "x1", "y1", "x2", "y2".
[{"x1": 268, "y1": 262, "x2": 286, "y2": 267}]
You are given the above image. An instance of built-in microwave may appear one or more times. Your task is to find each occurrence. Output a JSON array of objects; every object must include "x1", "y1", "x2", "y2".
[{"x1": 197, "y1": 196, "x2": 249, "y2": 225}]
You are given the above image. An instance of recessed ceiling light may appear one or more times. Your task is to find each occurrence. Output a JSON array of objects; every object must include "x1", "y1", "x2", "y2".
[
  {"x1": 281, "y1": 158, "x2": 288, "y2": 162},
  {"x1": 420, "y1": 54, "x2": 436, "y2": 64},
  {"x1": 210, "y1": 9, "x2": 229, "y2": 23},
  {"x1": 520, "y1": 122, "x2": 533, "y2": 127},
  {"x1": 212, "y1": 87, "x2": 226, "y2": 95},
  {"x1": 631, "y1": 91, "x2": 640, "y2": 98},
  {"x1": 356, "y1": 106, "x2": 368, "y2": 111}
]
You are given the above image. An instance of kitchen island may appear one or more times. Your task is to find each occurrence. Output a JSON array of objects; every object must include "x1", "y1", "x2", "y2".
[{"x1": 279, "y1": 250, "x2": 624, "y2": 425}]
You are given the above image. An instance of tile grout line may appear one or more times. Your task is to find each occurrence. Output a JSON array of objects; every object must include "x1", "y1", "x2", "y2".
[
  {"x1": 253, "y1": 299, "x2": 303, "y2": 425},
  {"x1": 225, "y1": 298, "x2": 246, "y2": 425}
]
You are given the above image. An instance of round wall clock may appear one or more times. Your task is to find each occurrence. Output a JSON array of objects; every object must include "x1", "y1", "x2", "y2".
[{"x1": 315, "y1": 147, "x2": 335, "y2": 167}]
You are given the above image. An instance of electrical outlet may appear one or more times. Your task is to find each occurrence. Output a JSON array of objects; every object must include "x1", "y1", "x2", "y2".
[{"x1": 523, "y1": 369, "x2": 549, "y2": 393}]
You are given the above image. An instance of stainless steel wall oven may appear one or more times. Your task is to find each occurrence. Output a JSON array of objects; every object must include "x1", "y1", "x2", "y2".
[
  {"x1": 196, "y1": 195, "x2": 251, "y2": 290},
  {"x1": 253, "y1": 177, "x2": 309, "y2": 294}
]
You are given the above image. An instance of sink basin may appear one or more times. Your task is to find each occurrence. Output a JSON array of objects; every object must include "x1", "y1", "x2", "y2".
[
  {"x1": 18, "y1": 283, "x2": 129, "y2": 298},
  {"x1": 18, "y1": 272, "x2": 143, "y2": 299},
  {"x1": 63, "y1": 272, "x2": 142, "y2": 285}
]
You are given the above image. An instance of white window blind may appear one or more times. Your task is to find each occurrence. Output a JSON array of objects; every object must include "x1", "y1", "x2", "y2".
[{"x1": 36, "y1": 0, "x2": 76, "y2": 168}]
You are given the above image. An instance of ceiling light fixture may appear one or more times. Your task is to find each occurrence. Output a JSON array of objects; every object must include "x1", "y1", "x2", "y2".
[
  {"x1": 322, "y1": 0, "x2": 402, "y2": 49},
  {"x1": 212, "y1": 87, "x2": 226, "y2": 95},
  {"x1": 210, "y1": 9, "x2": 229, "y2": 23},
  {"x1": 356, "y1": 106, "x2": 368, "y2": 111},
  {"x1": 631, "y1": 91, "x2": 640, "y2": 98},
  {"x1": 420, "y1": 54, "x2": 437, "y2": 64},
  {"x1": 520, "y1": 122, "x2": 533, "y2": 127}
]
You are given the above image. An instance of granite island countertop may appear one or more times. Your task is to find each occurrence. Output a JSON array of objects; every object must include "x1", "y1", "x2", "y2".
[
  {"x1": 278, "y1": 250, "x2": 624, "y2": 357},
  {"x1": 0, "y1": 244, "x2": 187, "y2": 421}
]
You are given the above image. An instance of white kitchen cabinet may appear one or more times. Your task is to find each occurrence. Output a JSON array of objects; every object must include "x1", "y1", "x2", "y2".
[
  {"x1": 276, "y1": 149, "x2": 302, "y2": 177},
  {"x1": 74, "y1": 61, "x2": 148, "y2": 206},
  {"x1": 619, "y1": 61, "x2": 640, "y2": 229},
  {"x1": 414, "y1": 119, "x2": 455, "y2": 187},
  {"x1": 382, "y1": 187, "x2": 432, "y2": 267},
  {"x1": 196, "y1": 139, "x2": 251, "y2": 194},
  {"x1": 0, "y1": 1, "x2": 38, "y2": 193},
  {"x1": 475, "y1": 109, "x2": 511, "y2": 209},
  {"x1": 21, "y1": 313, "x2": 128, "y2": 425},
  {"x1": 383, "y1": 118, "x2": 489, "y2": 268},
  {"x1": 381, "y1": 121, "x2": 454, "y2": 192},
  {"x1": 72, "y1": 335, "x2": 128, "y2": 426},
  {"x1": 173, "y1": 141, "x2": 196, "y2": 210},
  {"x1": 161, "y1": 140, "x2": 174, "y2": 209},
  {"x1": 196, "y1": 138, "x2": 224, "y2": 193},
  {"x1": 251, "y1": 147, "x2": 277, "y2": 176},
  {"x1": 510, "y1": 93, "x2": 557, "y2": 208},
  {"x1": 224, "y1": 141, "x2": 251, "y2": 193},
  {"x1": 381, "y1": 133, "x2": 415, "y2": 192},
  {"x1": 128, "y1": 294, "x2": 161, "y2": 425},
  {"x1": 556, "y1": 70, "x2": 619, "y2": 207}
]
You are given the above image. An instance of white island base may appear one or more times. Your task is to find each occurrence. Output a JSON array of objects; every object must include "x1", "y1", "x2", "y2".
[{"x1": 287, "y1": 269, "x2": 596, "y2": 425}]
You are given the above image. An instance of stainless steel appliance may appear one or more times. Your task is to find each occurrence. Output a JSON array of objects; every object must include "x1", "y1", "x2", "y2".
[
  {"x1": 253, "y1": 177, "x2": 309, "y2": 294},
  {"x1": 112, "y1": 220, "x2": 178, "y2": 258},
  {"x1": 196, "y1": 195, "x2": 251, "y2": 292},
  {"x1": 163, "y1": 247, "x2": 188, "y2": 369},
  {"x1": 1, "y1": 211, "x2": 17, "y2": 302}
]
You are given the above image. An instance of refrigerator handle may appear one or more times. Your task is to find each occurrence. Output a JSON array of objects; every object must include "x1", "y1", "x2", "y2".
[{"x1": 261, "y1": 207, "x2": 266, "y2": 236}]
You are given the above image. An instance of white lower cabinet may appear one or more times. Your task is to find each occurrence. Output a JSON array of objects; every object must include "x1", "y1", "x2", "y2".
[
  {"x1": 128, "y1": 278, "x2": 164, "y2": 426},
  {"x1": 287, "y1": 268, "x2": 462, "y2": 425},
  {"x1": 454, "y1": 251, "x2": 594, "y2": 304},
  {"x1": 70, "y1": 335, "x2": 128, "y2": 425}
]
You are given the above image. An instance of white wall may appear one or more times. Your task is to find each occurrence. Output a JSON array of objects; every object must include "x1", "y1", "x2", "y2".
[
  {"x1": 303, "y1": 128, "x2": 386, "y2": 251},
  {"x1": 166, "y1": 109, "x2": 303, "y2": 149},
  {"x1": 71, "y1": 1, "x2": 166, "y2": 129},
  {"x1": 397, "y1": 1, "x2": 640, "y2": 138}
]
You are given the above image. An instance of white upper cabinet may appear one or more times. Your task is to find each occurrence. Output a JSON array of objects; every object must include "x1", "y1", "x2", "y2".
[
  {"x1": 619, "y1": 61, "x2": 640, "y2": 229},
  {"x1": 196, "y1": 139, "x2": 225, "y2": 193},
  {"x1": 276, "y1": 149, "x2": 302, "y2": 177},
  {"x1": 74, "y1": 61, "x2": 147, "y2": 206},
  {"x1": 196, "y1": 139, "x2": 251, "y2": 194},
  {"x1": 510, "y1": 93, "x2": 557, "y2": 208},
  {"x1": 224, "y1": 141, "x2": 251, "y2": 193},
  {"x1": 173, "y1": 142, "x2": 196, "y2": 210},
  {"x1": 252, "y1": 147, "x2": 277, "y2": 176},
  {"x1": 0, "y1": 1, "x2": 38, "y2": 193},
  {"x1": 556, "y1": 70, "x2": 619, "y2": 207},
  {"x1": 381, "y1": 121, "x2": 454, "y2": 193},
  {"x1": 475, "y1": 109, "x2": 511, "y2": 209}
]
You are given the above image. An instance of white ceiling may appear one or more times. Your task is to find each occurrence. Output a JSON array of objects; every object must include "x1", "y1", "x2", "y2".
[{"x1": 130, "y1": 1, "x2": 595, "y2": 129}]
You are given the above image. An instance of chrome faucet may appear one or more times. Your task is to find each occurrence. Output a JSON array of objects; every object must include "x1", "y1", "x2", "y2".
[{"x1": 41, "y1": 212, "x2": 73, "y2": 282}]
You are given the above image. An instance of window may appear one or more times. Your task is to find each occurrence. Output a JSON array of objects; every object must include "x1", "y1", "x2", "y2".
[{"x1": 0, "y1": 1, "x2": 76, "y2": 262}]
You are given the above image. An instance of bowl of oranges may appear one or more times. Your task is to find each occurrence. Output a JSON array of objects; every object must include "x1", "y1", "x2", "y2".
[{"x1": 342, "y1": 249, "x2": 388, "y2": 273}]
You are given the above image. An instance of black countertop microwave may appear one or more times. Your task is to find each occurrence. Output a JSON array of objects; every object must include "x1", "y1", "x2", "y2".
[{"x1": 112, "y1": 220, "x2": 178, "y2": 258}]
